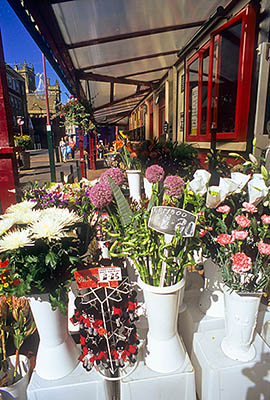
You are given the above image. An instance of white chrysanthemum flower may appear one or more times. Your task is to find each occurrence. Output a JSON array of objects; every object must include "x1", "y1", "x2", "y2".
[
  {"x1": 0, "y1": 218, "x2": 15, "y2": 236},
  {"x1": 30, "y1": 218, "x2": 72, "y2": 241},
  {"x1": 0, "y1": 229, "x2": 34, "y2": 251},
  {"x1": 5, "y1": 200, "x2": 36, "y2": 214},
  {"x1": 39, "y1": 207, "x2": 82, "y2": 227},
  {"x1": 3, "y1": 209, "x2": 41, "y2": 225}
]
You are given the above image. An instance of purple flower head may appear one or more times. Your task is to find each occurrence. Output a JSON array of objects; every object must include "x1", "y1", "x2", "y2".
[
  {"x1": 164, "y1": 175, "x2": 185, "y2": 198},
  {"x1": 99, "y1": 168, "x2": 124, "y2": 186},
  {"x1": 145, "y1": 165, "x2": 165, "y2": 183},
  {"x1": 89, "y1": 183, "x2": 113, "y2": 209}
]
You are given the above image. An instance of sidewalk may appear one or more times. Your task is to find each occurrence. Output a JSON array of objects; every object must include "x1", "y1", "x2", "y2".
[{"x1": 18, "y1": 149, "x2": 108, "y2": 189}]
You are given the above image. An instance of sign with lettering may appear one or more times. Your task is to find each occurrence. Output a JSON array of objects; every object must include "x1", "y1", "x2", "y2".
[
  {"x1": 148, "y1": 206, "x2": 197, "y2": 237},
  {"x1": 74, "y1": 266, "x2": 121, "y2": 289}
]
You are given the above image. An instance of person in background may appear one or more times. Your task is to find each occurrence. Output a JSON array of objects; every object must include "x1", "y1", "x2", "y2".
[
  {"x1": 69, "y1": 136, "x2": 76, "y2": 159},
  {"x1": 64, "y1": 136, "x2": 70, "y2": 160},
  {"x1": 59, "y1": 137, "x2": 67, "y2": 163},
  {"x1": 97, "y1": 140, "x2": 104, "y2": 159}
]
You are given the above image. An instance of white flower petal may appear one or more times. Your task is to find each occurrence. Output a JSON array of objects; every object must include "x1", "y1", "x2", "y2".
[{"x1": 0, "y1": 229, "x2": 33, "y2": 251}]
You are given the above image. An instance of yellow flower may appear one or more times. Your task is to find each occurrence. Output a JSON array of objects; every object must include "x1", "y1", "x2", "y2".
[{"x1": 3, "y1": 283, "x2": 9, "y2": 288}]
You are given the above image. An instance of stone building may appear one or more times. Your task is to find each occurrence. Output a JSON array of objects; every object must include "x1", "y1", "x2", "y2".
[{"x1": 14, "y1": 61, "x2": 64, "y2": 148}]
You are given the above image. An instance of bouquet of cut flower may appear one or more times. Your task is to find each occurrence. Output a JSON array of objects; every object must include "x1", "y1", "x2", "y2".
[
  {"x1": 191, "y1": 158, "x2": 270, "y2": 293},
  {"x1": 0, "y1": 201, "x2": 83, "y2": 313},
  {"x1": 88, "y1": 165, "x2": 201, "y2": 287}
]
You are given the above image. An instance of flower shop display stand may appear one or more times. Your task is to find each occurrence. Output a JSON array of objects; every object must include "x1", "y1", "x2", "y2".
[
  {"x1": 191, "y1": 328, "x2": 270, "y2": 400},
  {"x1": 120, "y1": 338, "x2": 196, "y2": 400},
  {"x1": 178, "y1": 273, "x2": 225, "y2": 356},
  {"x1": 27, "y1": 361, "x2": 110, "y2": 400}
]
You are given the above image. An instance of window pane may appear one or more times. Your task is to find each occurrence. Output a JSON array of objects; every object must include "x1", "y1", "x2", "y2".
[
  {"x1": 216, "y1": 21, "x2": 242, "y2": 132},
  {"x1": 188, "y1": 58, "x2": 199, "y2": 136},
  {"x1": 201, "y1": 49, "x2": 209, "y2": 134}
]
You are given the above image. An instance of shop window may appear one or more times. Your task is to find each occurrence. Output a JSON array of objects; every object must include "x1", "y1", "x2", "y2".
[{"x1": 186, "y1": 5, "x2": 256, "y2": 142}]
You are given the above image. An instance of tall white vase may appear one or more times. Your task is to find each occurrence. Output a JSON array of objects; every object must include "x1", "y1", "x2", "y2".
[
  {"x1": 29, "y1": 294, "x2": 80, "y2": 380},
  {"x1": 126, "y1": 170, "x2": 141, "y2": 202},
  {"x1": 199, "y1": 259, "x2": 224, "y2": 318},
  {"x1": 221, "y1": 287, "x2": 262, "y2": 362},
  {"x1": 143, "y1": 177, "x2": 153, "y2": 199},
  {"x1": 0, "y1": 355, "x2": 29, "y2": 400},
  {"x1": 138, "y1": 277, "x2": 186, "y2": 373}
]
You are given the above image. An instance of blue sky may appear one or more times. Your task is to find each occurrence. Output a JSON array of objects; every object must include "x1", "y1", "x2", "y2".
[{"x1": 0, "y1": 0, "x2": 70, "y2": 103}]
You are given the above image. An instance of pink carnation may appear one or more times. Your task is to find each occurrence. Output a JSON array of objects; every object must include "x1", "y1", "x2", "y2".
[
  {"x1": 258, "y1": 240, "x2": 270, "y2": 255},
  {"x1": 231, "y1": 253, "x2": 252, "y2": 274},
  {"x1": 145, "y1": 165, "x2": 165, "y2": 183},
  {"x1": 232, "y1": 230, "x2": 248, "y2": 241},
  {"x1": 199, "y1": 229, "x2": 208, "y2": 238},
  {"x1": 99, "y1": 168, "x2": 123, "y2": 186},
  {"x1": 89, "y1": 183, "x2": 113, "y2": 209},
  {"x1": 164, "y1": 175, "x2": 185, "y2": 198},
  {"x1": 242, "y1": 202, "x2": 257, "y2": 214},
  {"x1": 235, "y1": 215, "x2": 251, "y2": 228},
  {"x1": 216, "y1": 205, "x2": 230, "y2": 213},
  {"x1": 261, "y1": 215, "x2": 270, "y2": 224},
  {"x1": 216, "y1": 234, "x2": 234, "y2": 245}
]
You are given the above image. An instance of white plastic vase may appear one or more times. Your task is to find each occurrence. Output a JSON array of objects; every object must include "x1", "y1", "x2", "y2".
[
  {"x1": 0, "y1": 355, "x2": 29, "y2": 400},
  {"x1": 143, "y1": 177, "x2": 153, "y2": 199},
  {"x1": 138, "y1": 277, "x2": 186, "y2": 373},
  {"x1": 199, "y1": 259, "x2": 224, "y2": 318},
  {"x1": 126, "y1": 170, "x2": 141, "y2": 202},
  {"x1": 29, "y1": 294, "x2": 80, "y2": 380},
  {"x1": 221, "y1": 287, "x2": 262, "y2": 362}
]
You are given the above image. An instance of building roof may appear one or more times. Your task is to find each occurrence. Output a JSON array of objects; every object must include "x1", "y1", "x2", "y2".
[{"x1": 7, "y1": 0, "x2": 237, "y2": 125}]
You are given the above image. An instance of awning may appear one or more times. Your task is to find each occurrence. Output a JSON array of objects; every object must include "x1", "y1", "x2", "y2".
[{"x1": 7, "y1": 0, "x2": 234, "y2": 125}]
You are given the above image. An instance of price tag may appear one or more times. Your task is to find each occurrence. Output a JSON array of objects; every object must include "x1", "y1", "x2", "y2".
[{"x1": 98, "y1": 267, "x2": 122, "y2": 283}]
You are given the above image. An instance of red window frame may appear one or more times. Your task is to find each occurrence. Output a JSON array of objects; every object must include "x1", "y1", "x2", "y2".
[
  {"x1": 186, "y1": 4, "x2": 256, "y2": 142},
  {"x1": 158, "y1": 93, "x2": 165, "y2": 139}
]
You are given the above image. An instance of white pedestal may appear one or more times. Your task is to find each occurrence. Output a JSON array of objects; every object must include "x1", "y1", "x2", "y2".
[
  {"x1": 120, "y1": 339, "x2": 196, "y2": 400},
  {"x1": 178, "y1": 289, "x2": 225, "y2": 355},
  {"x1": 27, "y1": 362, "x2": 110, "y2": 400},
  {"x1": 191, "y1": 328, "x2": 270, "y2": 400}
]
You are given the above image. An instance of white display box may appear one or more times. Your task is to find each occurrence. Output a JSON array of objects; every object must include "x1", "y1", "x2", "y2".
[
  {"x1": 178, "y1": 289, "x2": 225, "y2": 355},
  {"x1": 120, "y1": 343, "x2": 196, "y2": 400},
  {"x1": 191, "y1": 328, "x2": 270, "y2": 400},
  {"x1": 27, "y1": 362, "x2": 110, "y2": 400}
]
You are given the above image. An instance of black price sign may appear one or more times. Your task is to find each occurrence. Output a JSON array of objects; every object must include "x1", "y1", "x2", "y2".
[{"x1": 148, "y1": 206, "x2": 197, "y2": 237}]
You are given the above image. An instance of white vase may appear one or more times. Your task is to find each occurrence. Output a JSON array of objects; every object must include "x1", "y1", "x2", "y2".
[
  {"x1": 143, "y1": 177, "x2": 153, "y2": 199},
  {"x1": 126, "y1": 170, "x2": 141, "y2": 202},
  {"x1": 221, "y1": 287, "x2": 262, "y2": 362},
  {"x1": 138, "y1": 277, "x2": 186, "y2": 373},
  {"x1": 199, "y1": 259, "x2": 224, "y2": 318},
  {"x1": 29, "y1": 294, "x2": 80, "y2": 380},
  {"x1": 0, "y1": 355, "x2": 29, "y2": 400}
]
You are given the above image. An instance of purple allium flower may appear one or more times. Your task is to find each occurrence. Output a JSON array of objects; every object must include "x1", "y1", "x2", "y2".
[
  {"x1": 89, "y1": 183, "x2": 113, "y2": 209},
  {"x1": 99, "y1": 168, "x2": 123, "y2": 186},
  {"x1": 145, "y1": 165, "x2": 165, "y2": 183},
  {"x1": 164, "y1": 175, "x2": 185, "y2": 198}
]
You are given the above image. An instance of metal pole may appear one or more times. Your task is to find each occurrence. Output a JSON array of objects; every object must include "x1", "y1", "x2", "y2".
[
  {"x1": 42, "y1": 53, "x2": 56, "y2": 182},
  {"x1": 78, "y1": 128, "x2": 85, "y2": 178}
]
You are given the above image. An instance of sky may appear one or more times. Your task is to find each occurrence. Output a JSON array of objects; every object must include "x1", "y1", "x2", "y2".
[{"x1": 0, "y1": 0, "x2": 70, "y2": 103}]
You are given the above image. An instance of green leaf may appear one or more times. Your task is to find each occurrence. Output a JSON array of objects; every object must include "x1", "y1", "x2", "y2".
[{"x1": 108, "y1": 176, "x2": 133, "y2": 226}]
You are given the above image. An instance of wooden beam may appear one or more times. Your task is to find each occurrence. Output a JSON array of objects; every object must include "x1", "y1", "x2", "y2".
[
  {"x1": 79, "y1": 71, "x2": 153, "y2": 87},
  {"x1": 67, "y1": 20, "x2": 205, "y2": 49},
  {"x1": 119, "y1": 66, "x2": 170, "y2": 79},
  {"x1": 80, "y1": 49, "x2": 179, "y2": 71},
  {"x1": 110, "y1": 83, "x2": 114, "y2": 103},
  {"x1": 93, "y1": 89, "x2": 150, "y2": 112}
]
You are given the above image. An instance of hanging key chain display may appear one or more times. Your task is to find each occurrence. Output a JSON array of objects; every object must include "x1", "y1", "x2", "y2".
[{"x1": 70, "y1": 265, "x2": 140, "y2": 378}]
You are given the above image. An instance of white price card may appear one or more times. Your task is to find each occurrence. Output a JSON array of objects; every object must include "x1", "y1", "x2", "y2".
[{"x1": 98, "y1": 267, "x2": 122, "y2": 283}]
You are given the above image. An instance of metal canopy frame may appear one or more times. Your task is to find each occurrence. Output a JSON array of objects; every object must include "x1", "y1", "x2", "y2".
[{"x1": 7, "y1": 0, "x2": 234, "y2": 125}]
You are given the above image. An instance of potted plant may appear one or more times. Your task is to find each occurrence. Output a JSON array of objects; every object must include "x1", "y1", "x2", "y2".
[
  {"x1": 14, "y1": 134, "x2": 32, "y2": 170},
  {"x1": 0, "y1": 294, "x2": 36, "y2": 400},
  {"x1": 193, "y1": 154, "x2": 270, "y2": 362},
  {"x1": 88, "y1": 166, "x2": 201, "y2": 373},
  {"x1": 0, "y1": 201, "x2": 83, "y2": 379}
]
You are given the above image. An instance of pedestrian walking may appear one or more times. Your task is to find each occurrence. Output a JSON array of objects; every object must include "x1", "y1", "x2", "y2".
[
  {"x1": 69, "y1": 136, "x2": 76, "y2": 159},
  {"x1": 59, "y1": 137, "x2": 67, "y2": 162},
  {"x1": 97, "y1": 140, "x2": 104, "y2": 159}
]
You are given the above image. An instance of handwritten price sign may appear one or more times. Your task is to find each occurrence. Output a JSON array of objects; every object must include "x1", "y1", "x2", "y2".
[
  {"x1": 148, "y1": 206, "x2": 197, "y2": 237},
  {"x1": 98, "y1": 267, "x2": 122, "y2": 283}
]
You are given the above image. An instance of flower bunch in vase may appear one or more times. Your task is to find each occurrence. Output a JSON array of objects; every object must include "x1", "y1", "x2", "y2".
[
  {"x1": 0, "y1": 201, "x2": 83, "y2": 313},
  {"x1": 190, "y1": 153, "x2": 270, "y2": 361}
]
